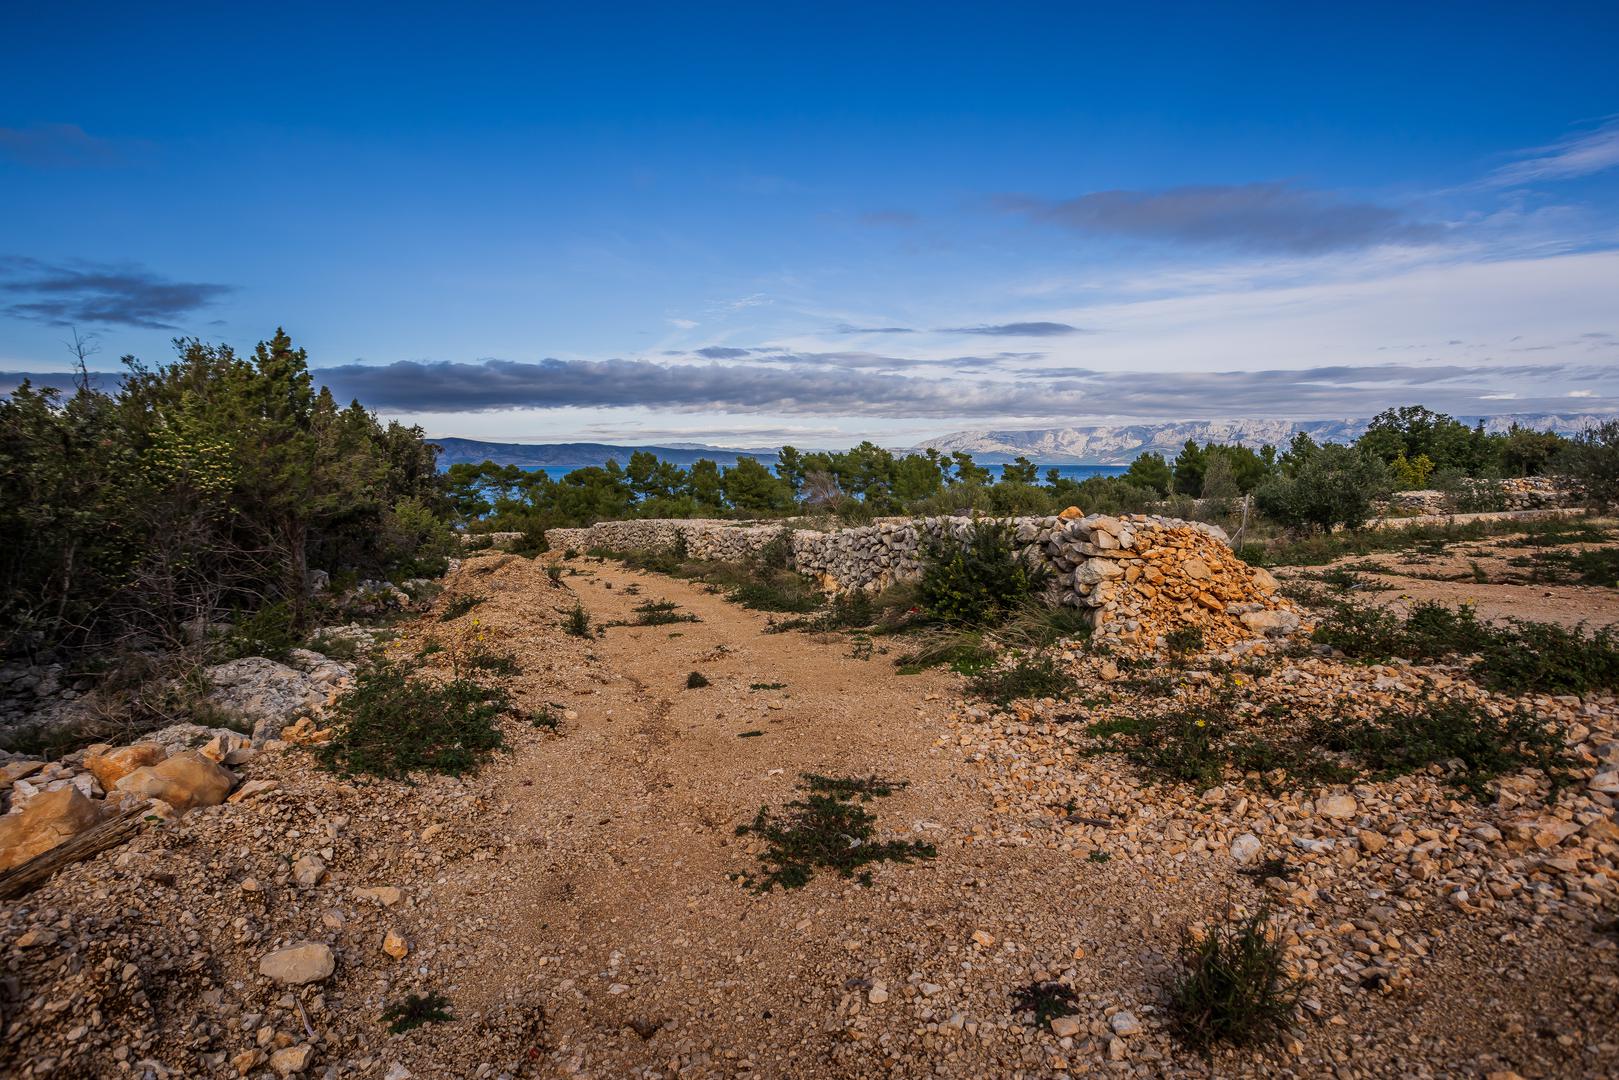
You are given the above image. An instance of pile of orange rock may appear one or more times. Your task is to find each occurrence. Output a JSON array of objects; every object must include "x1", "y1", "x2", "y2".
[
  {"x1": 1048, "y1": 513, "x2": 1300, "y2": 651},
  {"x1": 0, "y1": 728, "x2": 251, "y2": 873}
]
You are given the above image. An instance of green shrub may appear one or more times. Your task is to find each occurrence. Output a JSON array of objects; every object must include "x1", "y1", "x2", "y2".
[
  {"x1": 730, "y1": 578, "x2": 821, "y2": 613},
  {"x1": 1470, "y1": 619, "x2": 1619, "y2": 695},
  {"x1": 1010, "y1": 981, "x2": 1080, "y2": 1027},
  {"x1": 1163, "y1": 625, "x2": 1205, "y2": 660},
  {"x1": 1169, "y1": 907, "x2": 1298, "y2": 1052},
  {"x1": 563, "y1": 603, "x2": 591, "y2": 637},
  {"x1": 317, "y1": 660, "x2": 507, "y2": 779},
  {"x1": 1313, "y1": 599, "x2": 1619, "y2": 693},
  {"x1": 1327, "y1": 696, "x2": 1573, "y2": 798},
  {"x1": 438, "y1": 593, "x2": 486, "y2": 621},
  {"x1": 631, "y1": 599, "x2": 699, "y2": 626},
  {"x1": 733, "y1": 774, "x2": 935, "y2": 891},
  {"x1": 220, "y1": 601, "x2": 298, "y2": 662},
  {"x1": 685, "y1": 670, "x2": 710, "y2": 689},
  {"x1": 919, "y1": 520, "x2": 1052, "y2": 626},
  {"x1": 967, "y1": 651, "x2": 1073, "y2": 704},
  {"x1": 381, "y1": 991, "x2": 454, "y2": 1034}
]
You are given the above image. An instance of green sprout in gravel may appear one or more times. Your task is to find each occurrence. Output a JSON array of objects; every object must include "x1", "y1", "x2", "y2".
[
  {"x1": 733, "y1": 773, "x2": 935, "y2": 891},
  {"x1": 1010, "y1": 981, "x2": 1079, "y2": 1027},
  {"x1": 382, "y1": 991, "x2": 454, "y2": 1034}
]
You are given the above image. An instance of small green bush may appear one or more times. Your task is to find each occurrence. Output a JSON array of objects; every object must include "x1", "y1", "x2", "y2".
[
  {"x1": 967, "y1": 651, "x2": 1073, "y2": 704},
  {"x1": 1010, "y1": 981, "x2": 1080, "y2": 1027},
  {"x1": 730, "y1": 578, "x2": 821, "y2": 613},
  {"x1": 381, "y1": 991, "x2": 454, "y2": 1034},
  {"x1": 1169, "y1": 907, "x2": 1298, "y2": 1052},
  {"x1": 733, "y1": 774, "x2": 935, "y2": 891},
  {"x1": 317, "y1": 660, "x2": 507, "y2": 779},
  {"x1": 563, "y1": 603, "x2": 591, "y2": 637},
  {"x1": 438, "y1": 593, "x2": 485, "y2": 622},
  {"x1": 919, "y1": 520, "x2": 1052, "y2": 626},
  {"x1": 219, "y1": 600, "x2": 298, "y2": 662},
  {"x1": 686, "y1": 670, "x2": 710, "y2": 689}
]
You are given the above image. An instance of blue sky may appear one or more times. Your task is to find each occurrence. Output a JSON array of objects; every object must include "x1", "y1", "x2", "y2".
[{"x1": 3, "y1": 2, "x2": 1618, "y2": 448}]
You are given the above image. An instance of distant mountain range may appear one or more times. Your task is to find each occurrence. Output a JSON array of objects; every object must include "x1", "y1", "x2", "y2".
[
  {"x1": 431, "y1": 413, "x2": 1607, "y2": 470},
  {"x1": 912, "y1": 413, "x2": 1608, "y2": 464},
  {"x1": 430, "y1": 437, "x2": 778, "y2": 469}
]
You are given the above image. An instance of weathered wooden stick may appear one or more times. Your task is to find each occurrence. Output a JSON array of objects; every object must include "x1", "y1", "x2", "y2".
[{"x1": 0, "y1": 804, "x2": 151, "y2": 901}]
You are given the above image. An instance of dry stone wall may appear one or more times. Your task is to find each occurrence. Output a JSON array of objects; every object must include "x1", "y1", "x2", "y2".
[{"x1": 547, "y1": 511, "x2": 1296, "y2": 648}]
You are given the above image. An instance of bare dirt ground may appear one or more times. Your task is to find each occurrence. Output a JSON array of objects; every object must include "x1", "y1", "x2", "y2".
[
  {"x1": 4, "y1": 548, "x2": 1616, "y2": 1079},
  {"x1": 375, "y1": 554, "x2": 1616, "y2": 1078}
]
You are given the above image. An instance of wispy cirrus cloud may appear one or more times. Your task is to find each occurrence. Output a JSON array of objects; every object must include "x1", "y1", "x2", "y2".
[
  {"x1": 1485, "y1": 117, "x2": 1619, "y2": 187},
  {"x1": 835, "y1": 321, "x2": 1085, "y2": 336},
  {"x1": 998, "y1": 182, "x2": 1443, "y2": 254},
  {"x1": 938, "y1": 321, "x2": 1086, "y2": 337},
  {"x1": 0, "y1": 256, "x2": 234, "y2": 329}
]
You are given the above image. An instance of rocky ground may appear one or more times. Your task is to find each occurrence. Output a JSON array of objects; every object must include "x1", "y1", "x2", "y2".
[{"x1": 1, "y1": 541, "x2": 1616, "y2": 1078}]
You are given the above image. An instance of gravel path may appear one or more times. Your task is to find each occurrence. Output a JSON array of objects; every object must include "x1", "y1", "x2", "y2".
[{"x1": 2, "y1": 550, "x2": 1614, "y2": 1078}]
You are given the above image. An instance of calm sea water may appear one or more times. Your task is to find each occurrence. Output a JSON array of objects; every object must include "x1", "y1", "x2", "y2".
[{"x1": 526, "y1": 463, "x2": 1130, "y2": 482}]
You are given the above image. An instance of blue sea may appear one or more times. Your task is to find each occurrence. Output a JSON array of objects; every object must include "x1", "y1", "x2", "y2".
[{"x1": 525, "y1": 463, "x2": 1130, "y2": 482}]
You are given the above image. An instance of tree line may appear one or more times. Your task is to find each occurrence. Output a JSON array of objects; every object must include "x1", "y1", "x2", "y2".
[
  {"x1": 450, "y1": 404, "x2": 1614, "y2": 538},
  {"x1": 6, "y1": 331, "x2": 1615, "y2": 663},
  {"x1": 2, "y1": 331, "x2": 450, "y2": 659}
]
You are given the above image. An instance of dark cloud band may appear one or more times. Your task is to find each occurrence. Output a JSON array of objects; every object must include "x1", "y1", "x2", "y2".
[
  {"x1": 0, "y1": 256, "x2": 234, "y2": 329},
  {"x1": 1000, "y1": 182, "x2": 1442, "y2": 254}
]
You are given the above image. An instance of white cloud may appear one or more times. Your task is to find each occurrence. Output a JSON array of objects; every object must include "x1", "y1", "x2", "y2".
[{"x1": 1485, "y1": 117, "x2": 1619, "y2": 187}]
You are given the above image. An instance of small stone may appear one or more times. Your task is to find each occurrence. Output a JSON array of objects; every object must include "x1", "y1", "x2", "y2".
[
  {"x1": 970, "y1": 930, "x2": 995, "y2": 948},
  {"x1": 292, "y1": 855, "x2": 326, "y2": 888},
  {"x1": 1050, "y1": 1015, "x2": 1083, "y2": 1038},
  {"x1": 15, "y1": 928, "x2": 58, "y2": 949},
  {"x1": 1317, "y1": 794, "x2": 1357, "y2": 820},
  {"x1": 269, "y1": 1043, "x2": 314, "y2": 1076},
  {"x1": 1357, "y1": 829, "x2": 1387, "y2": 853},
  {"x1": 232, "y1": 1048, "x2": 266, "y2": 1075},
  {"x1": 1229, "y1": 833, "x2": 1261, "y2": 866},
  {"x1": 1109, "y1": 1010, "x2": 1142, "y2": 1036},
  {"x1": 867, "y1": 984, "x2": 889, "y2": 1004},
  {"x1": 383, "y1": 1065, "x2": 413, "y2": 1080},
  {"x1": 1108, "y1": 1036, "x2": 1127, "y2": 1061},
  {"x1": 258, "y1": 943, "x2": 335, "y2": 985},
  {"x1": 382, "y1": 930, "x2": 410, "y2": 959},
  {"x1": 356, "y1": 886, "x2": 404, "y2": 907}
]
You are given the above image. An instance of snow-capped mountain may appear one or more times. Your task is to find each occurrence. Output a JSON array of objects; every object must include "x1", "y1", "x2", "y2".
[{"x1": 913, "y1": 414, "x2": 1606, "y2": 464}]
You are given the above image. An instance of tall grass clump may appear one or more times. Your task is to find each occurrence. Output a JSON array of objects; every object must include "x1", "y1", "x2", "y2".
[{"x1": 1168, "y1": 908, "x2": 1298, "y2": 1052}]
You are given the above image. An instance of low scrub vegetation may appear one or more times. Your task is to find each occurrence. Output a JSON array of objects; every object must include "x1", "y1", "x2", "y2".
[
  {"x1": 1168, "y1": 908, "x2": 1298, "y2": 1052},
  {"x1": 316, "y1": 659, "x2": 509, "y2": 779},
  {"x1": 1312, "y1": 599, "x2": 1619, "y2": 694},
  {"x1": 967, "y1": 651, "x2": 1074, "y2": 704},
  {"x1": 733, "y1": 773, "x2": 935, "y2": 891},
  {"x1": 1088, "y1": 686, "x2": 1573, "y2": 798},
  {"x1": 381, "y1": 991, "x2": 454, "y2": 1034}
]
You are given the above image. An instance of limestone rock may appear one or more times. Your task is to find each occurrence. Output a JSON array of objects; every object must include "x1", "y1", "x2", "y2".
[
  {"x1": 114, "y1": 751, "x2": 235, "y2": 813},
  {"x1": 203, "y1": 656, "x2": 343, "y2": 740},
  {"x1": 382, "y1": 929, "x2": 410, "y2": 959},
  {"x1": 1239, "y1": 609, "x2": 1301, "y2": 637},
  {"x1": 0, "y1": 785, "x2": 110, "y2": 872},
  {"x1": 84, "y1": 743, "x2": 166, "y2": 791},
  {"x1": 258, "y1": 942, "x2": 335, "y2": 985},
  {"x1": 1229, "y1": 833, "x2": 1261, "y2": 866},
  {"x1": 1318, "y1": 793, "x2": 1357, "y2": 820},
  {"x1": 269, "y1": 1043, "x2": 315, "y2": 1076}
]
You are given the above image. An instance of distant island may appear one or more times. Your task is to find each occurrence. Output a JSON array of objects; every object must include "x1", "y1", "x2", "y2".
[{"x1": 432, "y1": 413, "x2": 1607, "y2": 469}]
